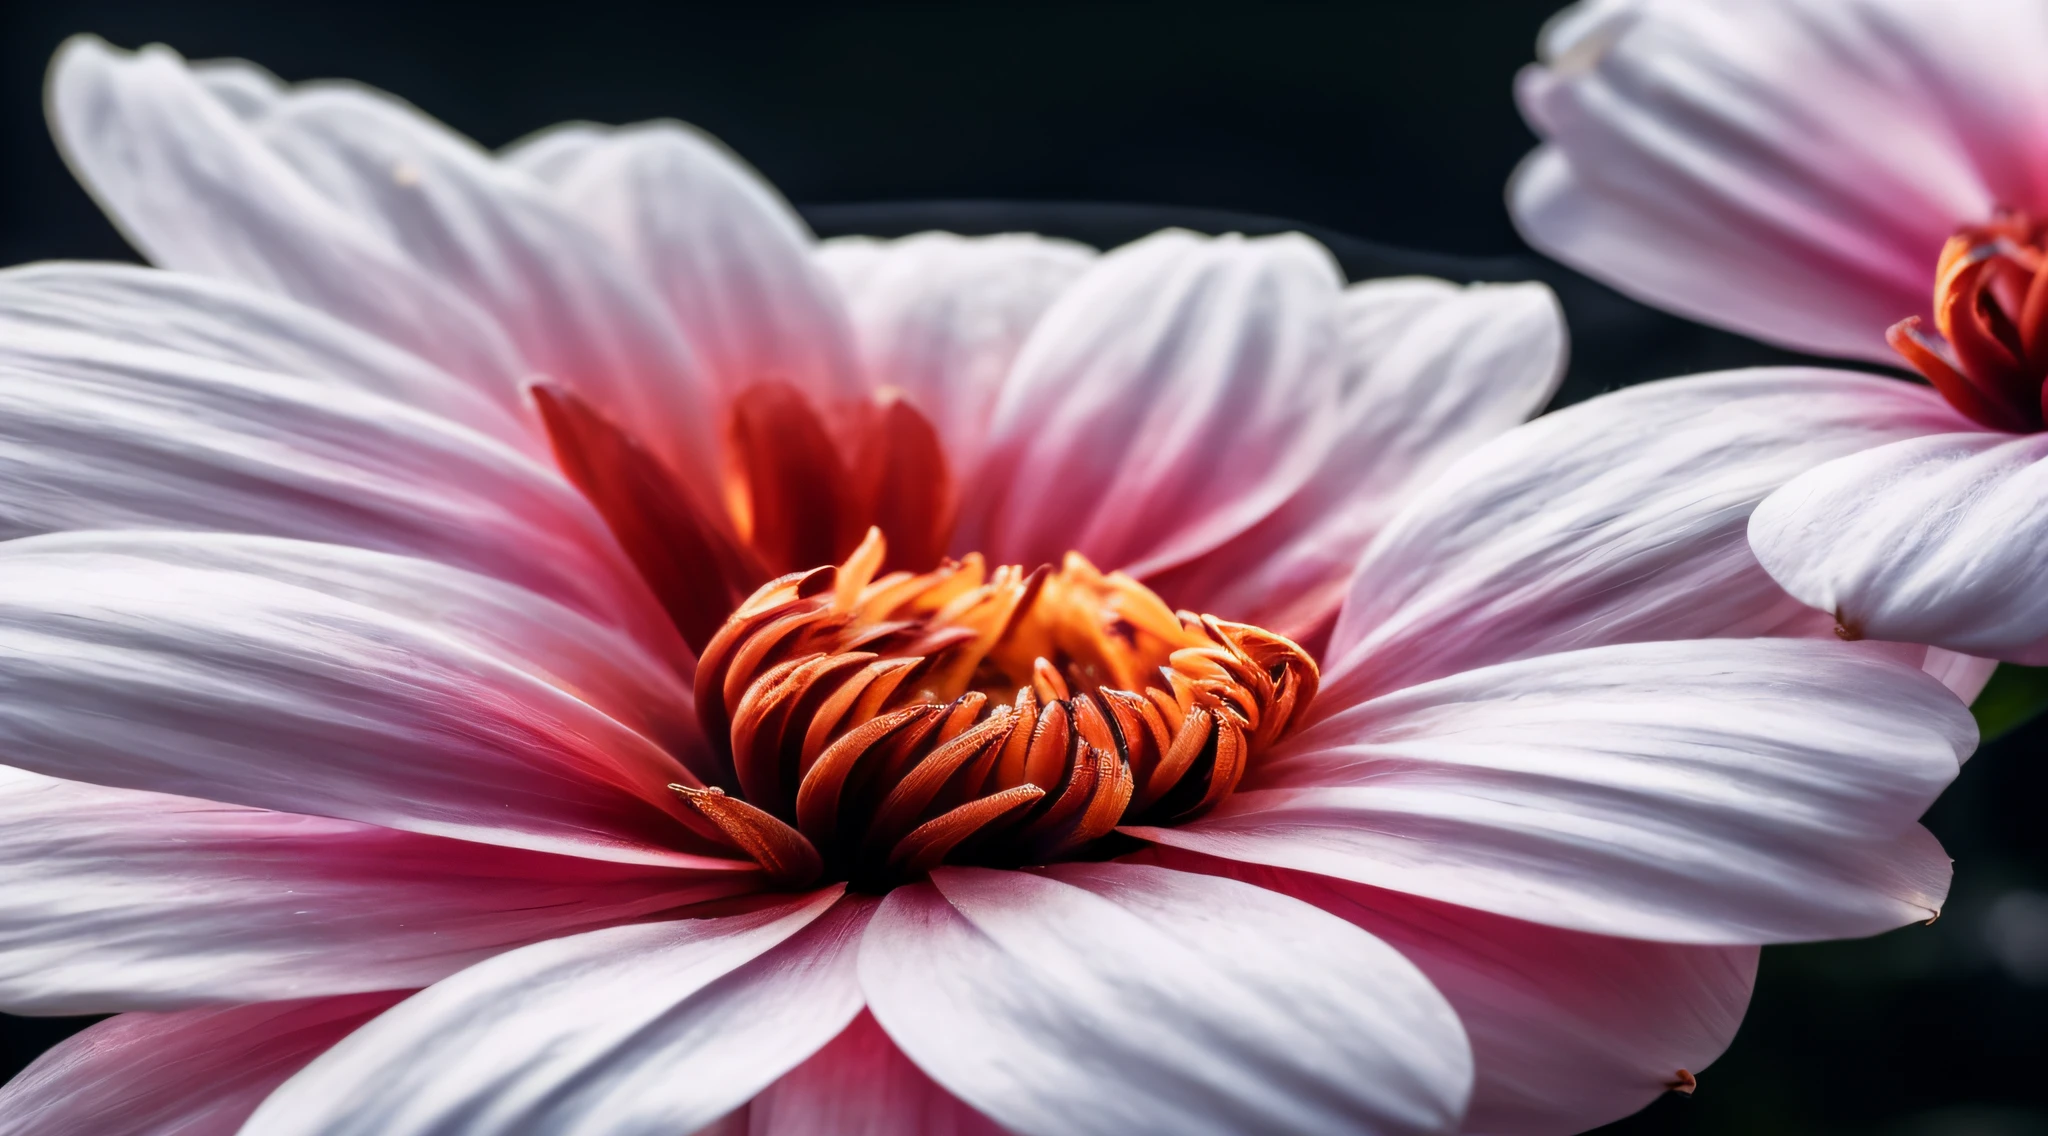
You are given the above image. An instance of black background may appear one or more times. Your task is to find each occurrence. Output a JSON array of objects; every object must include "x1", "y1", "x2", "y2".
[{"x1": 1, "y1": 3, "x2": 2045, "y2": 1133}]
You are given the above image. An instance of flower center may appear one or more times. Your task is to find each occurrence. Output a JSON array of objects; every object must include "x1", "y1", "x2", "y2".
[
  {"x1": 673, "y1": 528, "x2": 1318, "y2": 891},
  {"x1": 532, "y1": 380, "x2": 954, "y2": 654},
  {"x1": 1890, "y1": 210, "x2": 2048, "y2": 432}
]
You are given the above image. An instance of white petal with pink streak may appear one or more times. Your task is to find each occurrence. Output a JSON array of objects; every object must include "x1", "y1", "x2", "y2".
[
  {"x1": 1150, "y1": 277, "x2": 1563, "y2": 640},
  {"x1": 0, "y1": 533, "x2": 723, "y2": 866},
  {"x1": 244, "y1": 892, "x2": 868, "y2": 1136},
  {"x1": 861, "y1": 863, "x2": 1471, "y2": 1136},
  {"x1": 1322, "y1": 368, "x2": 1973, "y2": 706},
  {"x1": 508, "y1": 121, "x2": 866, "y2": 409},
  {"x1": 1752, "y1": 430, "x2": 2048, "y2": 663},
  {"x1": 0, "y1": 766, "x2": 757, "y2": 1015},
  {"x1": 1136, "y1": 638, "x2": 1970, "y2": 944},
  {"x1": 50, "y1": 37, "x2": 731, "y2": 483},
  {"x1": 0, "y1": 262, "x2": 533, "y2": 453},
  {"x1": 0, "y1": 993, "x2": 402, "y2": 1136},
  {"x1": 47, "y1": 38, "x2": 530, "y2": 405},
  {"x1": 0, "y1": 318, "x2": 659, "y2": 633},
  {"x1": 955, "y1": 229, "x2": 1343, "y2": 578},
  {"x1": 817, "y1": 231, "x2": 1096, "y2": 467},
  {"x1": 1511, "y1": 0, "x2": 2048, "y2": 360},
  {"x1": 1208, "y1": 858, "x2": 1756, "y2": 1136}
]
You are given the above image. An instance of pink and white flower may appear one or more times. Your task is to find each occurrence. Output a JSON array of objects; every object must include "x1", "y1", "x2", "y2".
[
  {"x1": 0, "y1": 36, "x2": 1979, "y2": 1136},
  {"x1": 1512, "y1": 0, "x2": 2048, "y2": 662}
]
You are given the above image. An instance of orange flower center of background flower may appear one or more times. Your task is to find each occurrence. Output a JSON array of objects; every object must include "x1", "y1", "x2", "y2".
[
  {"x1": 1890, "y1": 210, "x2": 2048, "y2": 433},
  {"x1": 678, "y1": 529, "x2": 1316, "y2": 890}
]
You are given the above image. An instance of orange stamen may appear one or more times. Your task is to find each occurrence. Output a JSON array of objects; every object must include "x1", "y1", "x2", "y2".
[{"x1": 689, "y1": 529, "x2": 1318, "y2": 888}]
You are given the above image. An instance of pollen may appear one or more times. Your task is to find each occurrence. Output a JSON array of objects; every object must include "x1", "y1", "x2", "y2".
[
  {"x1": 1889, "y1": 210, "x2": 2048, "y2": 433},
  {"x1": 675, "y1": 528, "x2": 1318, "y2": 890}
]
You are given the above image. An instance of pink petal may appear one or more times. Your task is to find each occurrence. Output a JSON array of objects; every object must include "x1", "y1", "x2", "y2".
[
  {"x1": 1134, "y1": 638, "x2": 1970, "y2": 943},
  {"x1": 0, "y1": 766, "x2": 757, "y2": 1014},
  {"x1": 1322, "y1": 368, "x2": 1971, "y2": 708},
  {"x1": 817, "y1": 232, "x2": 1097, "y2": 468},
  {"x1": 1169, "y1": 852, "x2": 1756, "y2": 1136},
  {"x1": 47, "y1": 38, "x2": 530, "y2": 409},
  {"x1": 860, "y1": 863, "x2": 1471, "y2": 1136},
  {"x1": 0, "y1": 307, "x2": 667, "y2": 642},
  {"x1": 0, "y1": 533, "x2": 724, "y2": 866},
  {"x1": 243, "y1": 891, "x2": 869, "y2": 1136},
  {"x1": 953, "y1": 229, "x2": 1344, "y2": 578},
  {"x1": 1751, "y1": 430, "x2": 2048, "y2": 663},
  {"x1": 1923, "y1": 647, "x2": 2000, "y2": 705},
  {"x1": 1150, "y1": 278, "x2": 1563, "y2": 641},
  {"x1": 511, "y1": 122, "x2": 867, "y2": 410},
  {"x1": 0, "y1": 262, "x2": 533, "y2": 454},
  {"x1": 1511, "y1": 0, "x2": 2048, "y2": 360},
  {"x1": 740, "y1": 1010, "x2": 1008, "y2": 1136},
  {"x1": 0, "y1": 992, "x2": 402, "y2": 1136}
]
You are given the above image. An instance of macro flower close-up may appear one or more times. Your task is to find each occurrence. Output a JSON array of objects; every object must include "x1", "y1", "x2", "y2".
[{"x1": 0, "y1": 5, "x2": 2040, "y2": 1135}]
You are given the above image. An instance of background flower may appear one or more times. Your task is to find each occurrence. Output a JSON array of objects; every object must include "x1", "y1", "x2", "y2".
[{"x1": 1511, "y1": 0, "x2": 2048, "y2": 665}]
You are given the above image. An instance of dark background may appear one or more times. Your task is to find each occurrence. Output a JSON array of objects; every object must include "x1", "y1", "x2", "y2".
[{"x1": 1, "y1": 3, "x2": 2044, "y2": 1133}]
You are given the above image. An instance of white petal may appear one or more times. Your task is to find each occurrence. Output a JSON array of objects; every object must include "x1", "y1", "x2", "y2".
[
  {"x1": 0, "y1": 533, "x2": 718, "y2": 866},
  {"x1": 246, "y1": 79, "x2": 725, "y2": 472},
  {"x1": 861, "y1": 863, "x2": 1472, "y2": 1136},
  {"x1": 51, "y1": 38, "x2": 727, "y2": 484},
  {"x1": 1134, "y1": 638, "x2": 1971, "y2": 944},
  {"x1": 817, "y1": 231, "x2": 1097, "y2": 466},
  {"x1": 524, "y1": 121, "x2": 868, "y2": 408},
  {"x1": 47, "y1": 38, "x2": 532, "y2": 407},
  {"x1": 0, "y1": 993, "x2": 400, "y2": 1136},
  {"x1": 0, "y1": 322, "x2": 656, "y2": 634},
  {"x1": 1751, "y1": 430, "x2": 2048, "y2": 663},
  {"x1": 955, "y1": 229, "x2": 1343, "y2": 577},
  {"x1": 1150, "y1": 278, "x2": 1564, "y2": 639},
  {"x1": 0, "y1": 261, "x2": 533, "y2": 454},
  {"x1": 243, "y1": 891, "x2": 869, "y2": 1136},
  {"x1": 742, "y1": 1011, "x2": 1008, "y2": 1136},
  {"x1": 1511, "y1": 0, "x2": 2048, "y2": 360},
  {"x1": 1323, "y1": 368, "x2": 1970, "y2": 707},
  {"x1": 0, "y1": 766, "x2": 755, "y2": 1014},
  {"x1": 1178, "y1": 854, "x2": 1756, "y2": 1136}
]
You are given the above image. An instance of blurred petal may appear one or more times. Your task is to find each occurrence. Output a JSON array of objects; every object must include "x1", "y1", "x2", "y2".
[
  {"x1": 817, "y1": 231, "x2": 1096, "y2": 466},
  {"x1": 1323, "y1": 368, "x2": 1972, "y2": 706},
  {"x1": 0, "y1": 993, "x2": 401, "y2": 1136},
  {"x1": 1751, "y1": 431, "x2": 2048, "y2": 663},
  {"x1": 861, "y1": 863, "x2": 1472, "y2": 1136},
  {"x1": 1511, "y1": 0, "x2": 2048, "y2": 359},
  {"x1": 1152, "y1": 278, "x2": 1564, "y2": 639},
  {"x1": 516, "y1": 121, "x2": 866, "y2": 408},
  {"x1": 0, "y1": 766, "x2": 756, "y2": 1015},
  {"x1": 741, "y1": 1011, "x2": 1007, "y2": 1136},
  {"x1": 1136, "y1": 639, "x2": 1970, "y2": 944},
  {"x1": 0, "y1": 533, "x2": 722, "y2": 866},
  {"x1": 955, "y1": 230, "x2": 1342, "y2": 578},
  {"x1": 244, "y1": 891, "x2": 868, "y2": 1136}
]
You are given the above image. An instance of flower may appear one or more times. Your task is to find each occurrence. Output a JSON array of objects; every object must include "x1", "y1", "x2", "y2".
[
  {"x1": 0, "y1": 36, "x2": 1977, "y2": 1136},
  {"x1": 1511, "y1": 0, "x2": 2048, "y2": 662}
]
